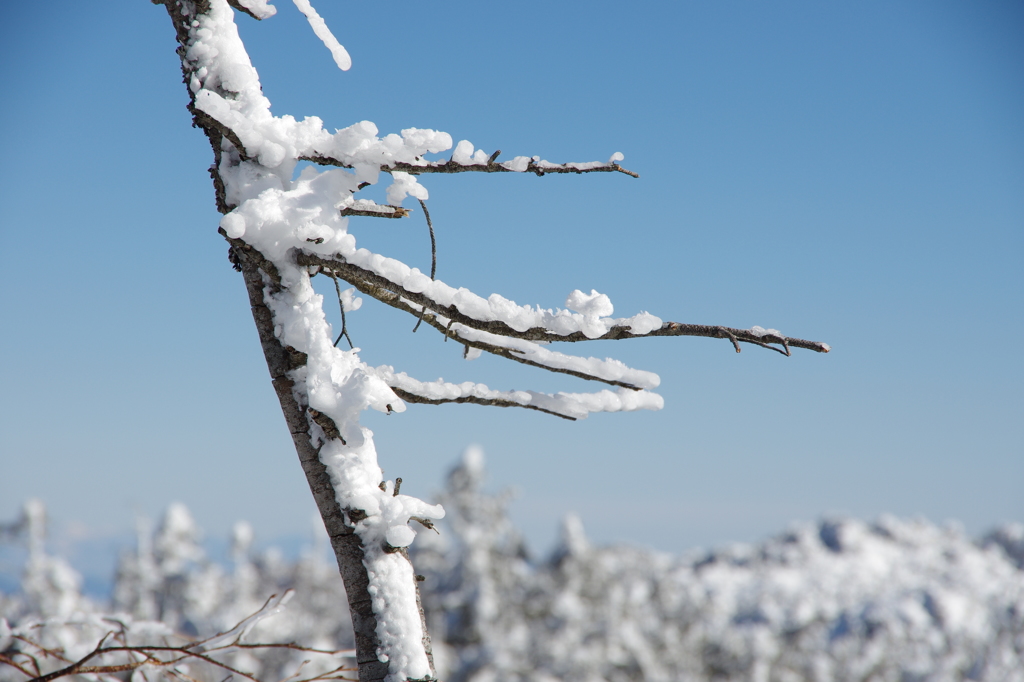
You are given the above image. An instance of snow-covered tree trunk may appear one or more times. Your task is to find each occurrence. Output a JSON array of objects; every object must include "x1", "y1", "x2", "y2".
[
  {"x1": 155, "y1": 2, "x2": 442, "y2": 680},
  {"x1": 153, "y1": 1, "x2": 827, "y2": 681},
  {"x1": 232, "y1": 245, "x2": 430, "y2": 681}
]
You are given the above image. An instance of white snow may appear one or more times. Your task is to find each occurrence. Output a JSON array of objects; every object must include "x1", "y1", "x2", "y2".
[
  {"x1": 450, "y1": 140, "x2": 490, "y2": 165},
  {"x1": 446, "y1": 325, "x2": 661, "y2": 389},
  {"x1": 749, "y1": 325, "x2": 782, "y2": 338},
  {"x1": 377, "y1": 366, "x2": 663, "y2": 420},
  {"x1": 235, "y1": 0, "x2": 276, "y2": 19},
  {"x1": 337, "y1": 286, "x2": 361, "y2": 311},
  {"x1": 501, "y1": 156, "x2": 531, "y2": 172},
  {"x1": 565, "y1": 289, "x2": 614, "y2": 318},
  {"x1": 291, "y1": 0, "x2": 351, "y2": 71},
  {"x1": 385, "y1": 171, "x2": 429, "y2": 205}
]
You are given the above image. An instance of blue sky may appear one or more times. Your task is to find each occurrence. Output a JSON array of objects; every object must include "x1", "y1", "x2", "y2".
[{"x1": 1, "y1": 1, "x2": 1022, "y2": 562}]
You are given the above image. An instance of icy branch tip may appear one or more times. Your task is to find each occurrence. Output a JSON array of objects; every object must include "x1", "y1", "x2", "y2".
[{"x1": 293, "y1": 0, "x2": 352, "y2": 71}]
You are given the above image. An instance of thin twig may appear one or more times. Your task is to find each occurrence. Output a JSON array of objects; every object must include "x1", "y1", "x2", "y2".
[
  {"x1": 419, "y1": 199, "x2": 437, "y2": 281},
  {"x1": 717, "y1": 326, "x2": 742, "y2": 353},
  {"x1": 408, "y1": 517, "x2": 439, "y2": 533},
  {"x1": 168, "y1": 666, "x2": 206, "y2": 682},
  {"x1": 329, "y1": 272, "x2": 354, "y2": 349},
  {"x1": 394, "y1": 158, "x2": 638, "y2": 177},
  {"x1": 779, "y1": 335, "x2": 792, "y2": 356},
  {"x1": 232, "y1": 643, "x2": 350, "y2": 656},
  {"x1": 411, "y1": 199, "x2": 436, "y2": 333},
  {"x1": 390, "y1": 386, "x2": 576, "y2": 421},
  {"x1": 740, "y1": 338, "x2": 790, "y2": 356},
  {"x1": 0, "y1": 653, "x2": 36, "y2": 678},
  {"x1": 277, "y1": 659, "x2": 309, "y2": 682},
  {"x1": 13, "y1": 635, "x2": 71, "y2": 664},
  {"x1": 12, "y1": 637, "x2": 355, "y2": 682},
  {"x1": 292, "y1": 663, "x2": 358, "y2": 682}
]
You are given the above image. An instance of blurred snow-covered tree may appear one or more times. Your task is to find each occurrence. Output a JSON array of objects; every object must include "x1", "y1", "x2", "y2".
[{"x1": 416, "y1": 452, "x2": 1024, "y2": 682}]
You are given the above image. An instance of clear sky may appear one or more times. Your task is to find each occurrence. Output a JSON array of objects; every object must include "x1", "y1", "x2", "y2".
[{"x1": 1, "y1": 1, "x2": 1022, "y2": 561}]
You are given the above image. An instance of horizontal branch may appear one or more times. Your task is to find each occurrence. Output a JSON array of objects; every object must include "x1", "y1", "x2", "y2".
[
  {"x1": 390, "y1": 387, "x2": 575, "y2": 421},
  {"x1": 380, "y1": 367, "x2": 663, "y2": 421},
  {"x1": 386, "y1": 157, "x2": 640, "y2": 179},
  {"x1": 642, "y1": 323, "x2": 829, "y2": 355},
  {"x1": 300, "y1": 152, "x2": 639, "y2": 178},
  {"x1": 294, "y1": 251, "x2": 829, "y2": 356}
]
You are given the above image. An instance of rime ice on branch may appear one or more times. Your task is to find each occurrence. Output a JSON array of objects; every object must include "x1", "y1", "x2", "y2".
[{"x1": 153, "y1": 1, "x2": 827, "y2": 680}]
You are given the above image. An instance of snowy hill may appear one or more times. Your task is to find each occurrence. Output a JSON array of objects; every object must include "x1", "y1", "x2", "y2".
[{"x1": 2, "y1": 451, "x2": 1022, "y2": 682}]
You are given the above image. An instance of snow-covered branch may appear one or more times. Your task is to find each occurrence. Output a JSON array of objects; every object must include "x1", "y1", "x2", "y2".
[
  {"x1": 297, "y1": 251, "x2": 829, "y2": 357},
  {"x1": 379, "y1": 367, "x2": 663, "y2": 422},
  {"x1": 294, "y1": 251, "x2": 658, "y2": 390},
  {"x1": 302, "y1": 150, "x2": 640, "y2": 179}
]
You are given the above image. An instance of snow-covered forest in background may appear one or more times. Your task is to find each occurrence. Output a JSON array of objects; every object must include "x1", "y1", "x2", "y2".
[{"x1": 3, "y1": 449, "x2": 1022, "y2": 682}]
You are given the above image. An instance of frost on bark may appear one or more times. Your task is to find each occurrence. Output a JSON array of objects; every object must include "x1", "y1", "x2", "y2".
[{"x1": 153, "y1": 1, "x2": 827, "y2": 680}]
